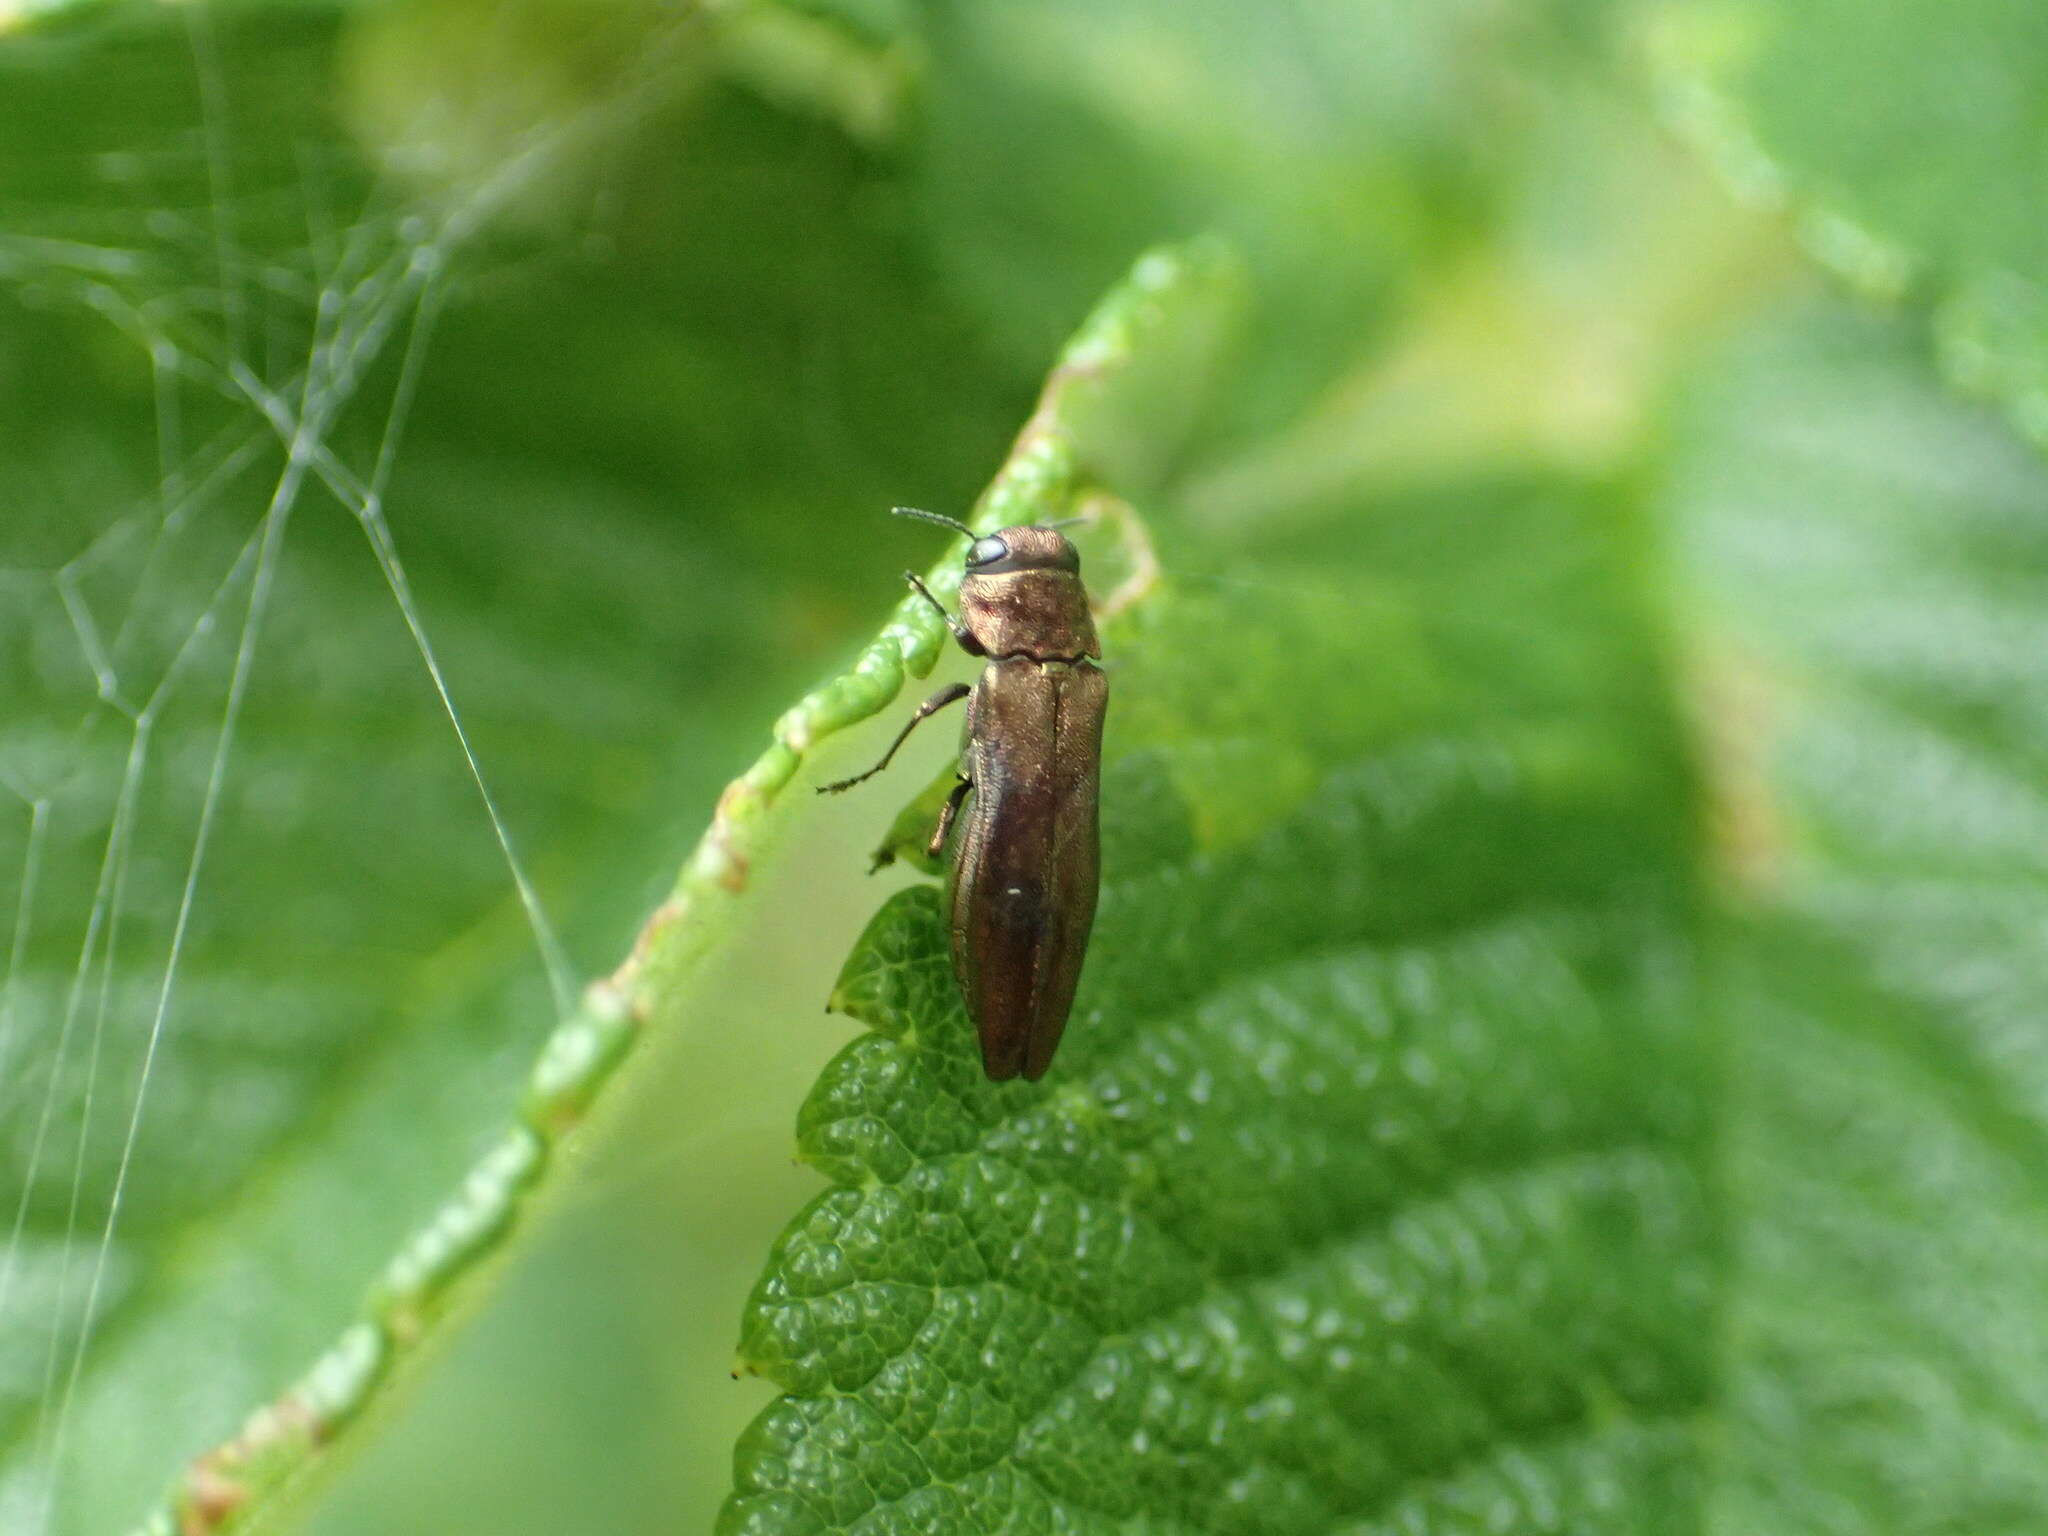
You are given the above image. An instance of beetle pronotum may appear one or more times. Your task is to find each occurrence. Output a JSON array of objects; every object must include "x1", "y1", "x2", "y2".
[{"x1": 820, "y1": 507, "x2": 1106, "y2": 1081}]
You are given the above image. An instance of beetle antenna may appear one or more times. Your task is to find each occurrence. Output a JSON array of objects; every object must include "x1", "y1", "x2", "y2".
[
  {"x1": 892, "y1": 506, "x2": 978, "y2": 537},
  {"x1": 1040, "y1": 514, "x2": 1091, "y2": 531}
]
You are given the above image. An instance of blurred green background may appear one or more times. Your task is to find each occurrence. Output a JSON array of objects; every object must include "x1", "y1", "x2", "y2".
[{"x1": 4, "y1": 1, "x2": 2048, "y2": 1533}]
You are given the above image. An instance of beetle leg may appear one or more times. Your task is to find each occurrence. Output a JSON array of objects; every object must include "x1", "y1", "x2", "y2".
[
  {"x1": 816, "y1": 683, "x2": 972, "y2": 794},
  {"x1": 928, "y1": 775, "x2": 973, "y2": 858},
  {"x1": 904, "y1": 572, "x2": 985, "y2": 655}
]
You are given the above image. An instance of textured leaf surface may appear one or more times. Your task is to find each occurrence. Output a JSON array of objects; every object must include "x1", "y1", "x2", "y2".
[
  {"x1": 1669, "y1": 301, "x2": 2048, "y2": 1534},
  {"x1": 0, "y1": 6, "x2": 1047, "y2": 1530},
  {"x1": 10, "y1": 0, "x2": 2048, "y2": 1531},
  {"x1": 724, "y1": 529, "x2": 1715, "y2": 1529}
]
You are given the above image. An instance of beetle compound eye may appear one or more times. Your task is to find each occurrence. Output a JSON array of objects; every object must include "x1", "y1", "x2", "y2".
[{"x1": 968, "y1": 535, "x2": 1009, "y2": 567}]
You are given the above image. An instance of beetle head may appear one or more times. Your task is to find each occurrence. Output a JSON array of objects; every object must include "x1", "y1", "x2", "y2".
[
  {"x1": 890, "y1": 507, "x2": 1084, "y2": 577},
  {"x1": 964, "y1": 524, "x2": 1081, "y2": 576},
  {"x1": 890, "y1": 508, "x2": 1098, "y2": 661}
]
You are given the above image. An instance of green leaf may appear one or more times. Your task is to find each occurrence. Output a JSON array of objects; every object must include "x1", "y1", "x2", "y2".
[
  {"x1": 1650, "y1": 0, "x2": 2048, "y2": 449},
  {"x1": 722, "y1": 454, "x2": 1716, "y2": 1527},
  {"x1": 14, "y1": 0, "x2": 2048, "y2": 1531},
  {"x1": 910, "y1": 0, "x2": 1495, "y2": 438},
  {"x1": 1666, "y1": 298, "x2": 2048, "y2": 1532},
  {"x1": 0, "y1": 8, "x2": 1215, "y2": 1530}
]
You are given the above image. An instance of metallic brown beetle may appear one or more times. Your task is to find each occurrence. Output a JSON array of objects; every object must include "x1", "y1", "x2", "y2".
[{"x1": 820, "y1": 507, "x2": 1105, "y2": 1080}]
